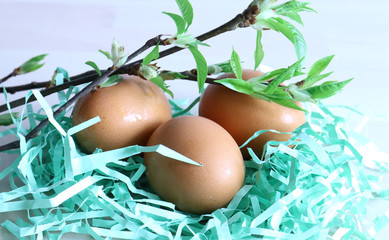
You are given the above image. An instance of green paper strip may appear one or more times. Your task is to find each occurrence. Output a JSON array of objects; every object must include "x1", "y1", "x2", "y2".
[
  {"x1": 0, "y1": 175, "x2": 105, "y2": 212},
  {"x1": 32, "y1": 90, "x2": 66, "y2": 136}
]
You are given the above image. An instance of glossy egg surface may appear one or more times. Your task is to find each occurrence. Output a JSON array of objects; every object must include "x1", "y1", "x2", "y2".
[
  {"x1": 72, "y1": 74, "x2": 172, "y2": 153},
  {"x1": 199, "y1": 69, "x2": 305, "y2": 158},
  {"x1": 144, "y1": 115, "x2": 245, "y2": 214}
]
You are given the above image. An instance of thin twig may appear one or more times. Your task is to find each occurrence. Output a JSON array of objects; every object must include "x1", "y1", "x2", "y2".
[
  {"x1": 2, "y1": 70, "x2": 99, "y2": 94},
  {"x1": 0, "y1": 71, "x2": 16, "y2": 84},
  {"x1": 0, "y1": 72, "x2": 99, "y2": 113},
  {"x1": 4, "y1": 81, "x2": 47, "y2": 93}
]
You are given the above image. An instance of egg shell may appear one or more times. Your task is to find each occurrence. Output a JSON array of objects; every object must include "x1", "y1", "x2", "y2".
[
  {"x1": 143, "y1": 115, "x2": 245, "y2": 214},
  {"x1": 198, "y1": 69, "x2": 306, "y2": 159},
  {"x1": 72, "y1": 74, "x2": 171, "y2": 153}
]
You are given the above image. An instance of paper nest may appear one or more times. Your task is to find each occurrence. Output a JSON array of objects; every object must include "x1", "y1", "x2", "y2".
[{"x1": 0, "y1": 88, "x2": 388, "y2": 239}]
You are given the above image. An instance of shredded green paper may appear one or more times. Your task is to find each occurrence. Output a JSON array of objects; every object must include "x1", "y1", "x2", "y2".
[{"x1": 1, "y1": 85, "x2": 388, "y2": 239}]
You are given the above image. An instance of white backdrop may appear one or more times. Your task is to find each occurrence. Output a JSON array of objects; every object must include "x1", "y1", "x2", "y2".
[{"x1": 1, "y1": 0, "x2": 388, "y2": 239}]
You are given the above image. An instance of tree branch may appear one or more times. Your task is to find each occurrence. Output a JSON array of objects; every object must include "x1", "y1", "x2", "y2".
[
  {"x1": 0, "y1": 2, "x2": 262, "y2": 151},
  {"x1": 2, "y1": 70, "x2": 97, "y2": 94},
  {"x1": 0, "y1": 1, "x2": 260, "y2": 112},
  {"x1": 0, "y1": 71, "x2": 15, "y2": 84},
  {"x1": 0, "y1": 71, "x2": 99, "y2": 113},
  {"x1": 3, "y1": 81, "x2": 48, "y2": 93}
]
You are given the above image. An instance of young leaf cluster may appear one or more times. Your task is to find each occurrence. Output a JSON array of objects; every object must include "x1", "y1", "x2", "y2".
[
  {"x1": 16, "y1": 54, "x2": 48, "y2": 75},
  {"x1": 162, "y1": 0, "x2": 208, "y2": 92},
  {"x1": 253, "y1": 0, "x2": 315, "y2": 68},
  {"x1": 216, "y1": 50, "x2": 352, "y2": 111},
  {"x1": 140, "y1": 44, "x2": 174, "y2": 97},
  {"x1": 163, "y1": 0, "x2": 193, "y2": 35},
  {"x1": 1, "y1": 54, "x2": 47, "y2": 84},
  {"x1": 84, "y1": 39, "x2": 133, "y2": 88}
]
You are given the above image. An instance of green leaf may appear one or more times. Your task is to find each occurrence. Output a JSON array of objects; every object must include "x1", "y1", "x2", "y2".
[
  {"x1": 0, "y1": 112, "x2": 18, "y2": 126},
  {"x1": 274, "y1": 0, "x2": 316, "y2": 25},
  {"x1": 307, "y1": 55, "x2": 335, "y2": 78},
  {"x1": 300, "y1": 71, "x2": 333, "y2": 89},
  {"x1": 20, "y1": 64, "x2": 44, "y2": 74},
  {"x1": 230, "y1": 49, "x2": 243, "y2": 79},
  {"x1": 188, "y1": 46, "x2": 207, "y2": 92},
  {"x1": 215, "y1": 78, "x2": 254, "y2": 95},
  {"x1": 254, "y1": 31, "x2": 265, "y2": 70},
  {"x1": 274, "y1": 0, "x2": 316, "y2": 15},
  {"x1": 287, "y1": 84, "x2": 316, "y2": 103},
  {"x1": 194, "y1": 39, "x2": 210, "y2": 47},
  {"x1": 163, "y1": 12, "x2": 186, "y2": 35},
  {"x1": 264, "y1": 17, "x2": 306, "y2": 61},
  {"x1": 253, "y1": 87, "x2": 306, "y2": 111},
  {"x1": 264, "y1": 57, "x2": 304, "y2": 94},
  {"x1": 210, "y1": 61, "x2": 234, "y2": 74},
  {"x1": 150, "y1": 75, "x2": 174, "y2": 98},
  {"x1": 85, "y1": 61, "x2": 101, "y2": 76},
  {"x1": 262, "y1": 87, "x2": 292, "y2": 99},
  {"x1": 278, "y1": 12, "x2": 304, "y2": 25},
  {"x1": 175, "y1": 0, "x2": 194, "y2": 29},
  {"x1": 305, "y1": 79, "x2": 353, "y2": 100},
  {"x1": 142, "y1": 44, "x2": 160, "y2": 66},
  {"x1": 99, "y1": 49, "x2": 111, "y2": 60},
  {"x1": 18, "y1": 54, "x2": 48, "y2": 74},
  {"x1": 250, "y1": 82, "x2": 268, "y2": 93},
  {"x1": 25, "y1": 54, "x2": 47, "y2": 63},
  {"x1": 100, "y1": 75, "x2": 123, "y2": 88},
  {"x1": 247, "y1": 68, "x2": 287, "y2": 83},
  {"x1": 277, "y1": 18, "x2": 307, "y2": 62},
  {"x1": 270, "y1": 97, "x2": 306, "y2": 111},
  {"x1": 248, "y1": 67, "x2": 305, "y2": 84},
  {"x1": 262, "y1": 91, "x2": 306, "y2": 111}
]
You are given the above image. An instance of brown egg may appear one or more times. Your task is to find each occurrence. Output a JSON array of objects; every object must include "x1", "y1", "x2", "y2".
[
  {"x1": 72, "y1": 74, "x2": 172, "y2": 153},
  {"x1": 198, "y1": 69, "x2": 306, "y2": 159},
  {"x1": 143, "y1": 115, "x2": 245, "y2": 214}
]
